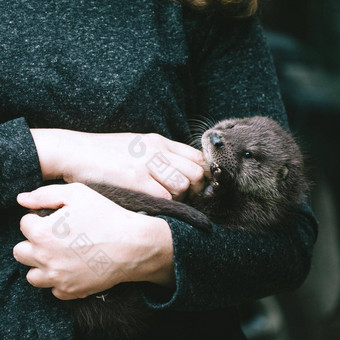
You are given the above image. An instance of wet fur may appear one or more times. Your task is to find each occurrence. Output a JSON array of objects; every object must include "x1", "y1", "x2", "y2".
[{"x1": 33, "y1": 116, "x2": 308, "y2": 339}]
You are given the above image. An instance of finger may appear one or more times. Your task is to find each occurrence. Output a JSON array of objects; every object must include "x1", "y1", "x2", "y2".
[
  {"x1": 205, "y1": 168, "x2": 213, "y2": 178},
  {"x1": 20, "y1": 209, "x2": 71, "y2": 244},
  {"x1": 52, "y1": 288, "x2": 85, "y2": 301},
  {"x1": 165, "y1": 152, "x2": 205, "y2": 194},
  {"x1": 51, "y1": 288, "x2": 72, "y2": 300},
  {"x1": 144, "y1": 152, "x2": 189, "y2": 198},
  {"x1": 135, "y1": 178, "x2": 172, "y2": 200},
  {"x1": 166, "y1": 140, "x2": 205, "y2": 167},
  {"x1": 13, "y1": 241, "x2": 40, "y2": 267},
  {"x1": 17, "y1": 184, "x2": 68, "y2": 210},
  {"x1": 19, "y1": 213, "x2": 44, "y2": 240},
  {"x1": 149, "y1": 163, "x2": 190, "y2": 200},
  {"x1": 26, "y1": 268, "x2": 53, "y2": 288}
]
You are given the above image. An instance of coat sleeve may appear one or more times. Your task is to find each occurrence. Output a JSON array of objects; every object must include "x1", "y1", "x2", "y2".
[
  {"x1": 139, "y1": 14, "x2": 318, "y2": 311},
  {"x1": 0, "y1": 117, "x2": 43, "y2": 208}
]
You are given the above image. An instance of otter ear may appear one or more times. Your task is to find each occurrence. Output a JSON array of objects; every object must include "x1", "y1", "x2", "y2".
[{"x1": 279, "y1": 165, "x2": 289, "y2": 180}]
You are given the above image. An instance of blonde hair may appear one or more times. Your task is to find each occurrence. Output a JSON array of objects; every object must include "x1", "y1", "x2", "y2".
[{"x1": 177, "y1": 0, "x2": 258, "y2": 17}]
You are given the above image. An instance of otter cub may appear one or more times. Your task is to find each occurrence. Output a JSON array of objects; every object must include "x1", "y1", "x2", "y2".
[
  {"x1": 87, "y1": 115, "x2": 308, "y2": 233},
  {"x1": 35, "y1": 116, "x2": 308, "y2": 339}
]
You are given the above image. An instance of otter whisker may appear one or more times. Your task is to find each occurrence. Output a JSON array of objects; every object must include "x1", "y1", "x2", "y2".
[
  {"x1": 185, "y1": 134, "x2": 203, "y2": 149},
  {"x1": 203, "y1": 114, "x2": 219, "y2": 129},
  {"x1": 189, "y1": 116, "x2": 216, "y2": 132}
]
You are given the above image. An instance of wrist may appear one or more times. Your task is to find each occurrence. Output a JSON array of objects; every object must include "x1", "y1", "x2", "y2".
[
  {"x1": 30, "y1": 128, "x2": 70, "y2": 181},
  {"x1": 125, "y1": 214, "x2": 175, "y2": 288}
]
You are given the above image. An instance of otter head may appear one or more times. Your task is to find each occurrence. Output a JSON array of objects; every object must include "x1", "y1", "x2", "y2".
[{"x1": 201, "y1": 116, "x2": 305, "y2": 201}]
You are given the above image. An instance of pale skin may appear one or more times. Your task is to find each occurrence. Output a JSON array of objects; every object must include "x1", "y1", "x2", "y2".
[{"x1": 13, "y1": 129, "x2": 206, "y2": 300}]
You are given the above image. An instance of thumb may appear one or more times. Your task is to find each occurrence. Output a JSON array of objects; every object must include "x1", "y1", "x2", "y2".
[{"x1": 17, "y1": 184, "x2": 67, "y2": 210}]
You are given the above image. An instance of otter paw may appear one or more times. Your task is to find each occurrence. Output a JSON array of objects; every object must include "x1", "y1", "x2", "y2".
[
  {"x1": 210, "y1": 162, "x2": 220, "y2": 174},
  {"x1": 210, "y1": 163, "x2": 222, "y2": 179}
]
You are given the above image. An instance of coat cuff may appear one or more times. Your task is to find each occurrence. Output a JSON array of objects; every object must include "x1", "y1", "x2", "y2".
[
  {"x1": 138, "y1": 216, "x2": 202, "y2": 311},
  {"x1": 0, "y1": 118, "x2": 43, "y2": 206}
]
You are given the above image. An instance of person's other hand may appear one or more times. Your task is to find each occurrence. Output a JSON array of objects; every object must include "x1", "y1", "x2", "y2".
[{"x1": 13, "y1": 183, "x2": 174, "y2": 300}]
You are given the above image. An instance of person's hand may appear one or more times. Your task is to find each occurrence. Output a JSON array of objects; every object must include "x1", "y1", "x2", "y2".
[
  {"x1": 31, "y1": 129, "x2": 206, "y2": 201},
  {"x1": 13, "y1": 183, "x2": 174, "y2": 300}
]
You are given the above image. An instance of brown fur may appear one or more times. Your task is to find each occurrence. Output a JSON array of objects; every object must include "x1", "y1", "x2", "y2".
[
  {"x1": 33, "y1": 116, "x2": 308, "y2": 339},
  {"x1": 198, "y1": 116, "x2": 308, "y2": 231}
]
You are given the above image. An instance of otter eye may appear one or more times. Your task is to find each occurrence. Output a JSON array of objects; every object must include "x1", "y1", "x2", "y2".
[{"x1": 243, "y1": 151, "x2": 253, "y2": 159}]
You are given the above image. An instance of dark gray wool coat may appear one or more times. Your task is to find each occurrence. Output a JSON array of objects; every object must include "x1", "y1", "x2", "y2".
[{"x1": 0, "y1": 1, "x2": 317, "y2": 339}]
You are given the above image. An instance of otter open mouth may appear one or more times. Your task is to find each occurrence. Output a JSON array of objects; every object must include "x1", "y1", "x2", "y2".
[{"x1": 204, "y1": 162, "x2": 222, "y2": 196}]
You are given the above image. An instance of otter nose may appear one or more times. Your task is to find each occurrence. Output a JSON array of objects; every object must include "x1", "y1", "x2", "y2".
[{"x1": 210, "y1": 133, "x2": 224, "y2": 149}]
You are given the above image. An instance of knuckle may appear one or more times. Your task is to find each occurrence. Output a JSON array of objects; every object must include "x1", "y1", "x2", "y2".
[
  {"x1": 48, "y1": 269, "x2": 61, "y2": 283},
  {"x1": 62, "y1": 285, "x2": 75, "y2": 295},
  {"x1": 170, "y1": 175, "x2": 190, "y2": 195},
  {"x1": 27, "y1": 189, "x2": 41, "y2": 202},
  {"x1": 61, "y1": 284, "x2": 82, "y2": 298},
  {"x1": 37, "y1": 250, "x2": 52, "y2": 266},
  {"x1": 29, "y1": 228, "x2": 46, "y2": 242},
  {"x1": 34, "y1": 191, "x2": 44, "y2": 202},
  {"x1": 52, "y1": 289, "x2": 68, "y2": 300}
]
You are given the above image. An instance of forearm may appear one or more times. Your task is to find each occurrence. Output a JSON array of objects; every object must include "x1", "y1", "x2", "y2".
[
  {"x1": 30, "y1": 128, "x2": 92, "y2": 182},
  {"x1": 30, "y1": 128, "x2": 129, "y2": 183},
  {"x1": 30, "y1": 128, "x2": 69, "y2": 181}
]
